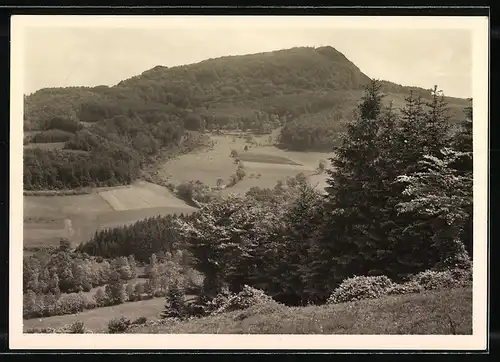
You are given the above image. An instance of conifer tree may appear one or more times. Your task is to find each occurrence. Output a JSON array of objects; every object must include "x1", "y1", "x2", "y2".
[
  {"x1": 277, "y1": 182, "x2": 325, "y2": 305},
  {"x1": 160, "y1": 281, "x2": 187, "y2": 319},
  {"x1": 312, "y1": 78, "x2": 387, "y2": 298}
]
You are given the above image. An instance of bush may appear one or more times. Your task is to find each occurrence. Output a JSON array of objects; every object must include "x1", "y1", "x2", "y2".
[
  {"x1": 204, "y1": 285, "x2": 277, "y2": 316},
  {"x1": 85, "y1": 299, "x2": 97, "y2": 310},
  {"x1": 67, "y1": 320, "x2": 86, "y2": 334},
  {"x1": 108, "y1": 317, "x2": 131, "y2": 334},
  {"x1": 57, "y1": 292, "x2": 87, "y2": 314},
  {"x1": 387, "y1": 281, "x2": 423, "y2": 296},
  {"x1": 409, "y1": 268, "x2": 472, "y2": 291},
  {"x1": 327, "y1": 275, "x2": 394, "y2": 304},
  {"x1": 132, "y1": 316, "x2": 148, "y2": 325},
  {"x1": 93, "y1": 287, "x2": 108, "y2": 307},
  {"x1": 317, "y1": 159, "x2": 327, "y2": 173}
]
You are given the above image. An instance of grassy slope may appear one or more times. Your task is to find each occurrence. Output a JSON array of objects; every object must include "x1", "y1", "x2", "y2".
[
  {"x1": 130, "y1": 287, "x2": 471, "y2": 335},
  {"x1": 26, "y1": 287, "x2": 471, "y2": 334}
]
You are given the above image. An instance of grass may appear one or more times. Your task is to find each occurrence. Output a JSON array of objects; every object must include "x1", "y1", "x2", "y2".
[
  {"x1": 237, "y1": 152, "x2": 302, "y2": 166},
  {"x1": 98, "y1": 181, "x2": 191, "y2": 211},
  {"x1": 22, "y1": 132, "x2": 330, "y2": 249},
  {"x1": 127, "y1": 287, "x2": 472, "y2": 335},
  {"x1": 158, "y1": 133, "x2": 330, "y2": 191},
  {"x1": 24, "y1": 142, "x2": 66, "y2": 150},
  {"x1": 23, "y1": 298, "x2": 166, "y2": 333},
  {"x1": 23, "y1": 294, "x2": 196, "y2": 333},
  {"x1": 23, "y1": 181, "x2": 195, "y2": 248}
]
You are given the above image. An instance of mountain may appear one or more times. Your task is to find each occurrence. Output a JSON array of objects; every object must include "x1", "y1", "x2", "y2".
[{"x1": 23, "y1": 46, "x2": 471, "y2": 190}]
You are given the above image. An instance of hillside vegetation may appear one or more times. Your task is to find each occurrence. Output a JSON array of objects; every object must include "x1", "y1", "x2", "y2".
[
  {"x1": 24, "y1": 78, "x2": 473, "y2": 334},
  {"x1": 23, "y1": 46, "x2": 469, "y2": 190}
]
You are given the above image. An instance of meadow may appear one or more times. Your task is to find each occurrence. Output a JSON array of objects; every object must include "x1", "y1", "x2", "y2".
[
  {"x1": 158, "y1": 132, "x2": 331, "y2": 191},
  {"x1": 23, "y1": 287, "x2": 472, "y2": 335},
  {"x1": 23, "y1": 131, "x2": 331, "y2": 249},
  {"x1": 23, "y1": 180, "x2": 197, "y2": 248}
]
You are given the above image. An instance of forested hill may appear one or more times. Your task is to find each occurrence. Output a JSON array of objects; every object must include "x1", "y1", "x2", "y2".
[
  {"x1": 24, "y1": 46, "x2": 468, "y2": 130},
  {"x1": 23, "y1": 46, "x2": 471, "y2": 190}
]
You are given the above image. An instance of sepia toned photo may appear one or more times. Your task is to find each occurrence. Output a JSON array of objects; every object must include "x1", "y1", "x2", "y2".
[{"x1": 10, "y1": 15, "x2": 488, "y2": 350}]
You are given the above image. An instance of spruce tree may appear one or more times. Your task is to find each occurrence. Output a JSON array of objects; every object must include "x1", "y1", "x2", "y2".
[
  {"x1": 308, "y1": 79, "x2": 387, "y2": 301},
  {"x1": 390, "y1": 86, "x2": 458, "y2": 276},
  {"x1": 160, "y1": 281, "x2": 186, "y2": 319}
]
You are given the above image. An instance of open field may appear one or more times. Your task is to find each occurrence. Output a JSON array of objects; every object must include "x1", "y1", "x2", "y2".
[
  {"x1": 237, "y1": 152, "x2": 302, "y2": 166},
  {"x1": 23, "y1": 181, "x2": 196, "y2": 248},
  {"x1": 158, "y1": 132, "x2": 331, "y2": 191},
  {"x1": 23, "y1": 294, "x2": 196, "y2": 333},
  {"x1": 23, "y1": 131, "x2": 331, "y2": 249},
  {"x1": 129, "y1": 287, "x2": 472, "y2": 335}
]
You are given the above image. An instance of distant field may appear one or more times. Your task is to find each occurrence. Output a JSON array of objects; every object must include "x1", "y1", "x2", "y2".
[
  {"x1": 237, "y1": 152, "x2": 302, "y2": 166},
  {"x1": 23, "y1": 294, "x2": 196, "y2": 333},
  {"x1": 23, "y1": 131, "x2": 331, "y2": 249},
  {"x1": 158, "y1": 133, "x2": 331, "y2": 191},
  {"x1": 23, "y1": 182, "x2": 196, "y2": 248},
  {"x1": 98, "y1": 181, "x2": 190, "y2": 211}
]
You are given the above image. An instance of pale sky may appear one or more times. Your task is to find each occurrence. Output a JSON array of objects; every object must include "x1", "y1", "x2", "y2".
[{"x1": 21, "y1": 17, "x2": 473, "y2": 98}]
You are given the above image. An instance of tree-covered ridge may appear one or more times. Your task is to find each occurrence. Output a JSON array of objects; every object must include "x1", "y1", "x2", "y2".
[{"x1": 24, "y1": 46, "x2": 468, "y2": 129}]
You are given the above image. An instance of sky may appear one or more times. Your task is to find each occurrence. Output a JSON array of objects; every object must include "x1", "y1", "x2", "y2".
[{"x1": 21, "y1": 17, "x2": 473, "y2": 98}]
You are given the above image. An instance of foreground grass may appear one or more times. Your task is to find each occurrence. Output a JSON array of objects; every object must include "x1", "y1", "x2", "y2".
[{"x1": 129, "y1": 287, "x2": 472, "y2": 335}]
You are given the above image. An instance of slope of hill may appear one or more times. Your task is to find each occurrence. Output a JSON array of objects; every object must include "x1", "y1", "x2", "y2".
[
  {"x1": 24, "y1": 286, "x2": 471, "y2": 334},
  {"x1": 23, "y1": 46, "x2": 470, "y2": 191}
]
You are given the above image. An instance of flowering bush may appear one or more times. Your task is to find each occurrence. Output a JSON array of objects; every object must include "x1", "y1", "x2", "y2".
[
  {"x1": 387, "y1": 281, "x2": 423, "y2": 296},
  {"x1": 327, "y1": 276, "x2": 395, "y2": 304},
  {"x1": 204, "y1": 285, "x2": 277, "y2": 315},
  {"x1": 409, "y1": 268, "x2": 471, "y2": 291}
]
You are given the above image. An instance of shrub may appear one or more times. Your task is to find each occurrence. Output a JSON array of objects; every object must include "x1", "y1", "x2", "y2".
[
  {"x1": 327, "y1": 275, "x2": 394, "y2": 304},
  {"x1": 85, "y1": 299, "x2": 97, "y2": 310},
  {"x1": 387, "y1": 281, "x2": 423, "y2": 296},
  {"x1": 108, "y1": 317, "x2": 131, "y2": 334},
  {"x1": 132, "y1": 316, "x2": 148, "y2": 325},
  {"x1": 409, "y1": 268, "x2": 471, "y2": 291},
  {"x1": 67, "y1": 320, "x2": 86, "y2": 334},
  {"x1": 236, "y1": 163, "x2": 246, "y2": 180},
  {"x1": 205, "y1": 285, "x2": 277, "y2": 316},
  {"x1": 317, "y1": 159, "x2": 327, "y2": 173},
  {"x1": 227, "y1": 174, "x2": 239, "y2": 187},
  {"x1": 58, "y1": 292, "x2": 87, "y2": 314}
]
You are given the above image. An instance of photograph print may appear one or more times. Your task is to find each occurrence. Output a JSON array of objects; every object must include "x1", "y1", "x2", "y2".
[{"x1": 10, "y1": 14, "x2": 488, "y2": 350}]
